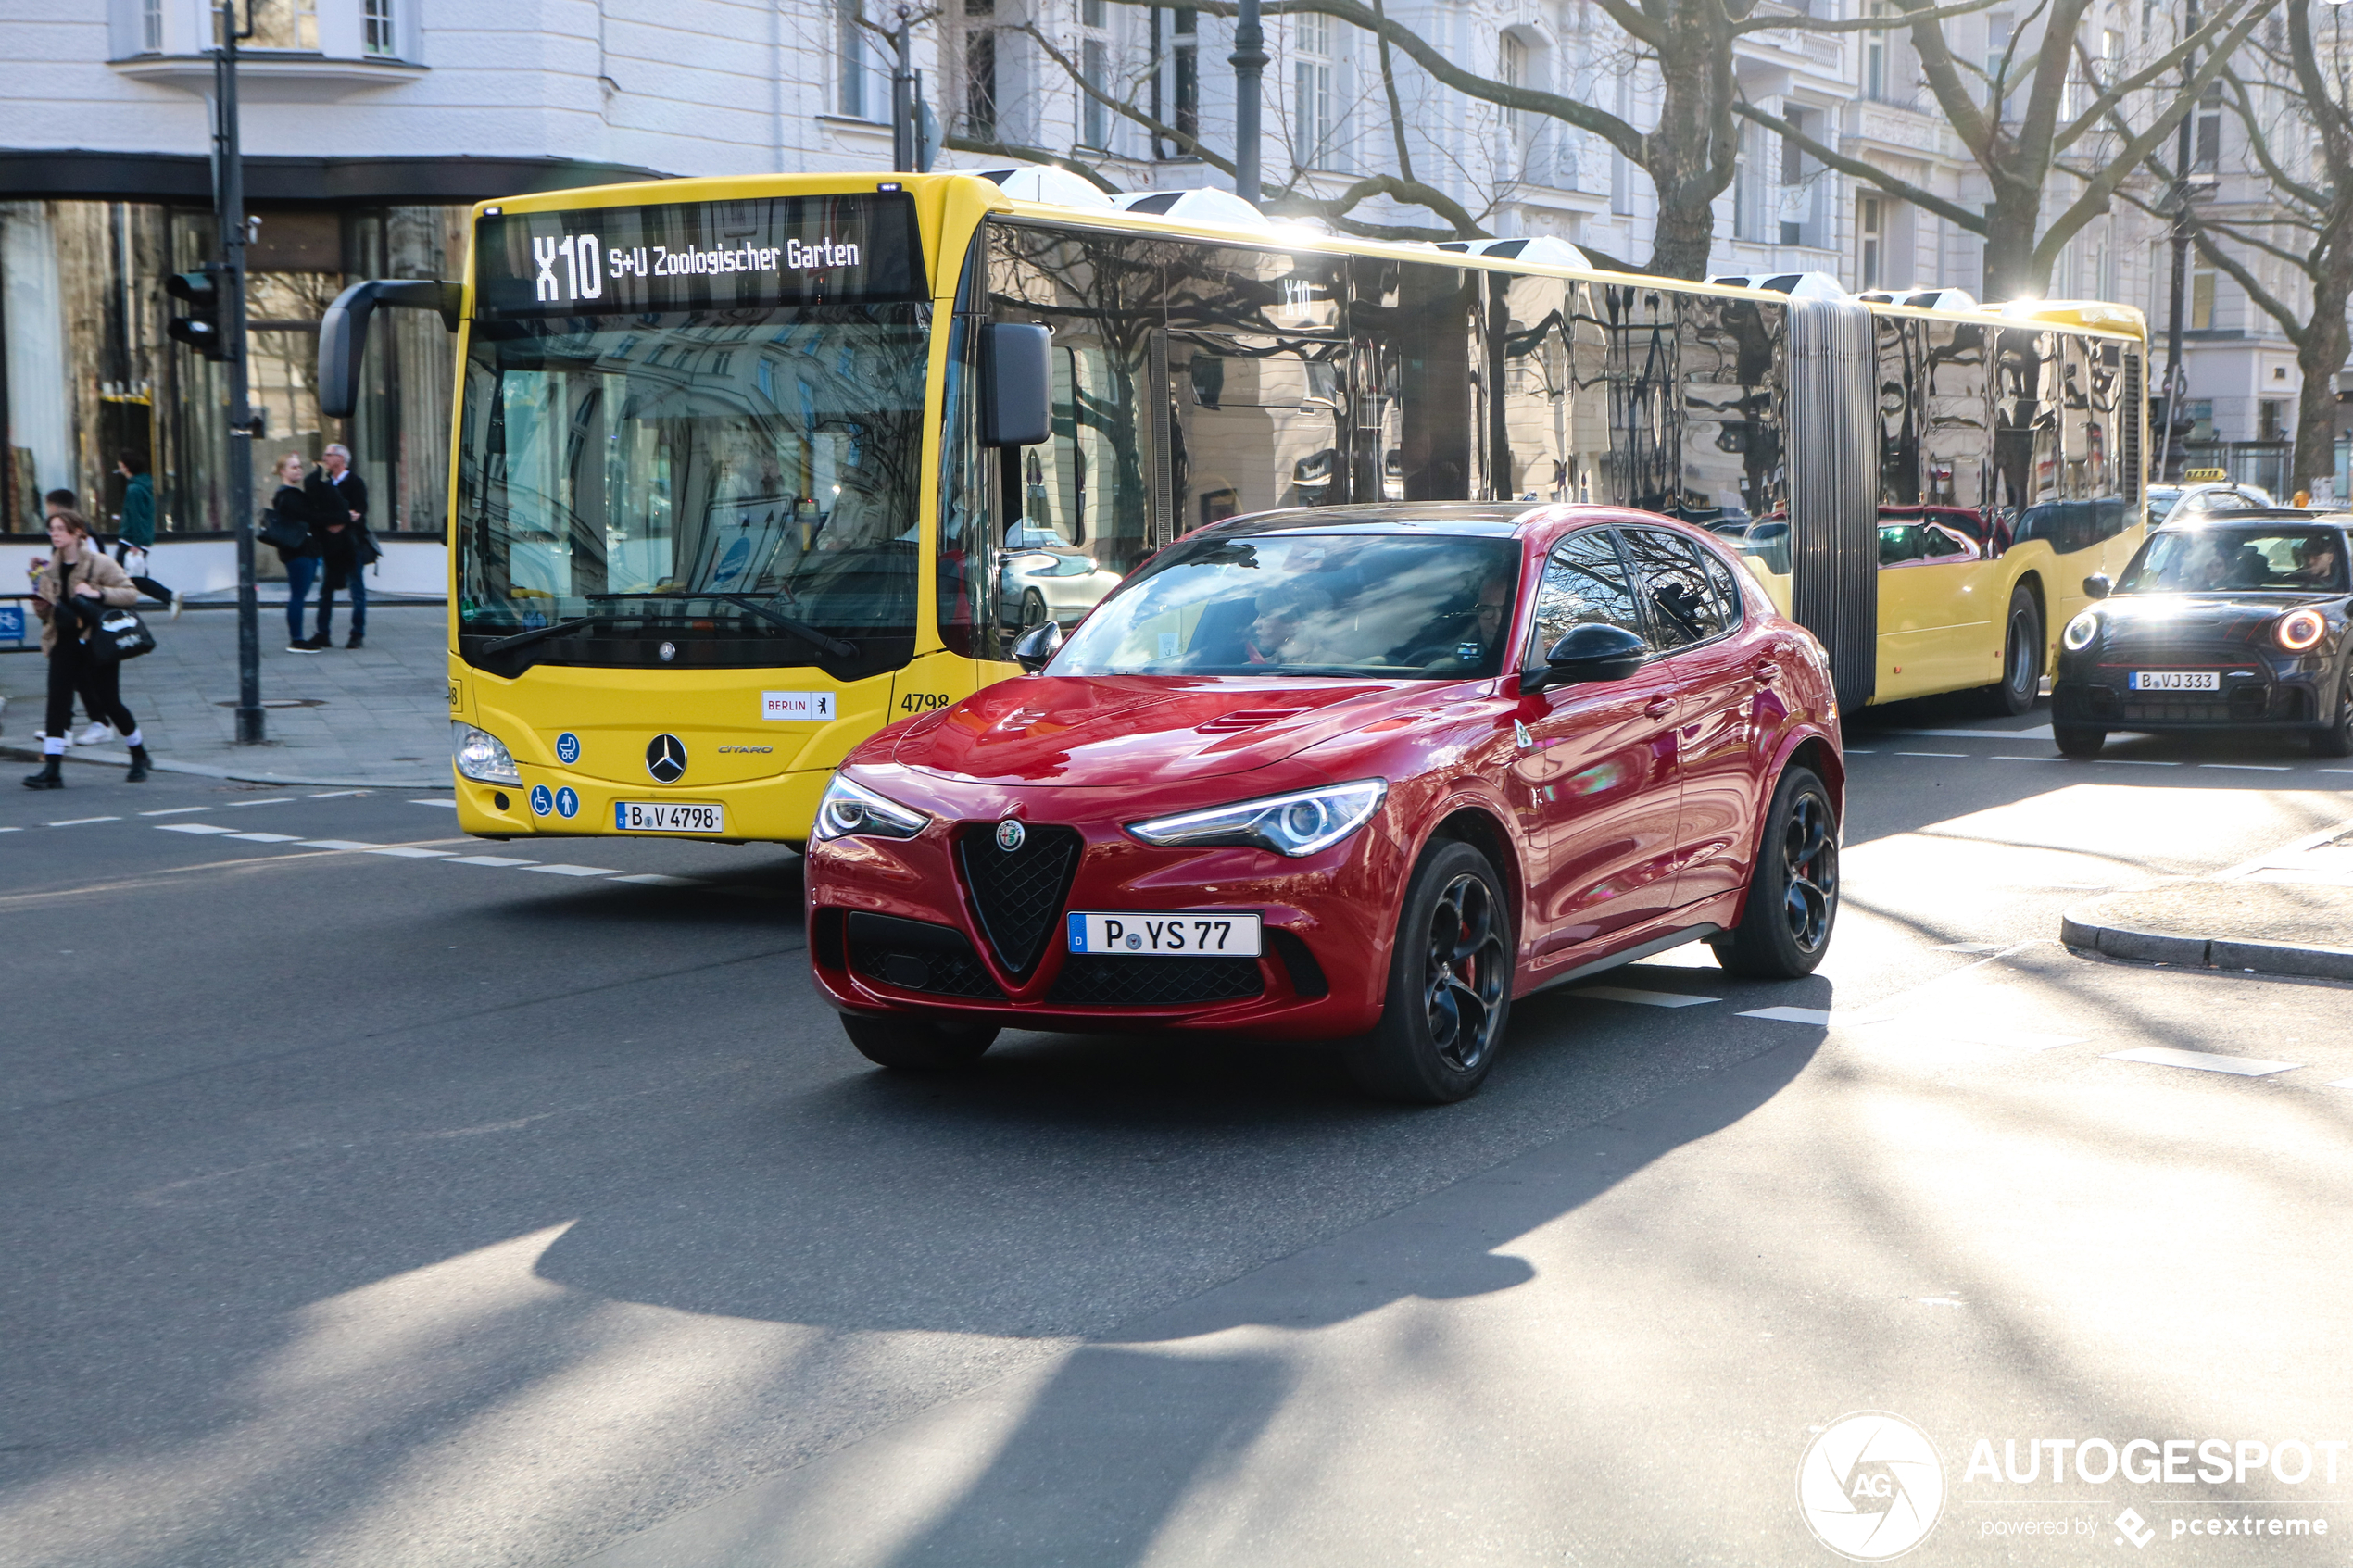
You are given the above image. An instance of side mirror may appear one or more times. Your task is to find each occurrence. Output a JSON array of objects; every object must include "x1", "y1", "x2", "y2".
[
  {"x1": 2082, "y1": 572, "x2": 2112, "y2": 600},
  {"x1": 1525, "y1": 623, "x2": 1647, "y2": 692},
  {"x1": 318, "y1": 279, "x2": 461, "y2": 418},
  {"x1": 1012, "y1": 618, "x2": 1063, "y2": 673},
  {"x1": 984, "y1": 322, "x2": 1051, "y2": 447}
]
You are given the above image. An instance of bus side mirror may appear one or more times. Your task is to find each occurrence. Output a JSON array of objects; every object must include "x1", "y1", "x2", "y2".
[
  {"x1": 2082, "y1": 573, "x2": 2112, "y2": 600},
  {"x1": 1524, "y1": 623, "x2": 1647, "y2": 692},
  {"x1": 1012, "y1": 618, "x2": 1062, "y2": 673},
  {"x1": 318, "y1": 279, "x2": 461, "y2": 418},
  {"x1": 984, "y1": 323, "x2": 1051, "y2": 447}
]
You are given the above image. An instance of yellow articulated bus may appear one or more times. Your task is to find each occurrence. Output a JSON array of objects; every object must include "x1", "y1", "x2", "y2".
[{"x1": 320, "y1": 171, "x2": 2145, "y2": 846}]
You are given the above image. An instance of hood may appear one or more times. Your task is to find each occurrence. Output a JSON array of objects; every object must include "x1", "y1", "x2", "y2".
[{"x1": 893, "y1": 675, "x2": 1441, "y2": 786}]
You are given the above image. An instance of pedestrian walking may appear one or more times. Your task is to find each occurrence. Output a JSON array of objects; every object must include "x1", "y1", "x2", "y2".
[
  {"x1": 306, "y1": 443, "x2": 371, "y2": 650},
  {"x1": 27, "y1": 490, "x2": 118, "y2": 747},
  {"x1": 267, "y1": 451, "x2": 324, "y2": 653},
  {"x1": 22, "y1": 511, "x2": 151, "y2": 790},
  {"x1": 109, "y1": 452, "x2": 182, "y2": 621}
]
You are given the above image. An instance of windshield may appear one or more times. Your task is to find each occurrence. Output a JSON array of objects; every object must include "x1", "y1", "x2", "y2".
[
  {"x1": 455, "y1": 302, "x2": 928, "y2": 679},
  {"x1": 1053, "y1": 532, "x2": 1523, "y2": 679},
  {"x1": 2119, "y1": 528, "x2": 2349, "y2": 594}
]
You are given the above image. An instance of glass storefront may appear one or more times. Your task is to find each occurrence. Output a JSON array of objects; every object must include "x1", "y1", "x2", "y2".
[{"x1": 0, "y1": 198, "x2": 462, "y2": 537}]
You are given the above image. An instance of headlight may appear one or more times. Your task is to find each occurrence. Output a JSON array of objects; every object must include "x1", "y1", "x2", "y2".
[
  {"x1": 2061, "y1": 609, "x2": 2101, "y2": 652},
  {"x1": 1127, "y1": 780, "x2": 1387, "y2": 857},
  {"x1": 813, "y1": 771, "x2": 930, "y2": 840},
  {"x1": 451, "y1": 722, "x2": 521, "y2": 785},
  {"x1": 2277, "y1": 608, "x2": 2328, "y2": 652}
]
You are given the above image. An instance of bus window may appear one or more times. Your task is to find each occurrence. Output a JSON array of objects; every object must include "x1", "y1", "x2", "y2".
[
  {"x1": 1921, "y1": 319, "x2": 1992, "y2": 548},
  {"x1": 1345, "y1": 255, "x2": 1474, "y2": 502},
  {"x1": 1874, "y1": 315, "x2": 1921, "y2": 511},
  {"x1": 1494, "y1": 271, "x2": 1576, "y2": 503},
  {"x1": 1678, "y1": 294, "x2": 1785, "y2": 528}
]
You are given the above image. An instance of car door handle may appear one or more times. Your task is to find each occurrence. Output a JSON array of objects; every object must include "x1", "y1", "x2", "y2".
[
  {"x1": 1752, "y1": 661, "x2": 1781, "y2": 685},
  {"x1": 1644, "y1": 696, "x2": 1677, "y2": 719}
]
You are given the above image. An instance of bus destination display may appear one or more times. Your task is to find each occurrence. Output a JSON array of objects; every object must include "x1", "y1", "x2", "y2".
[{"x1": 475, "y1": 192, "x2": 923, "y2": 318}]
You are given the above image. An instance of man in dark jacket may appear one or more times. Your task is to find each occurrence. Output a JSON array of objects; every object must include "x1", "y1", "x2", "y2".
[{"x1": 306, "y1": 443, "x2": 371, "y2": 650}]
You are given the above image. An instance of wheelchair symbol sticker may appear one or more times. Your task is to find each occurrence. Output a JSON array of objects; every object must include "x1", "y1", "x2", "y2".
[{"x1": 529, "y1": 784, "x2": 554, "y2": 816}]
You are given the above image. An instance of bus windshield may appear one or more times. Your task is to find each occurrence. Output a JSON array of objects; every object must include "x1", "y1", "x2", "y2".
[{"x1": 455, "y1": 302, "x2": 929, "y2": 680}]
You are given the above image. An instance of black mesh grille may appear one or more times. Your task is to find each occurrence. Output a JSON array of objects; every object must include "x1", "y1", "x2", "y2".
[
  {"x1": 1047, "y1": 955, "x2": 1266, "y2": 1008},
  {"x1": 956, "y1": 823, "x2": 1083, "y2": 979},
  {"x1": 847, "y1": 912, "x2": 1005, "y2": 999}
]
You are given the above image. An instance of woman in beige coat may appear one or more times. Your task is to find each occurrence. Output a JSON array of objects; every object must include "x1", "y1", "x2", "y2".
[{"x1": 24, "y1": 511, "x2": 149, "y2": 789}]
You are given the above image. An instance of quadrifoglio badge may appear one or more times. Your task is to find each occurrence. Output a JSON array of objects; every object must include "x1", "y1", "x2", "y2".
[{"x1": 1799, "y1": 1412, "x2": 2344, "y2": 1559}]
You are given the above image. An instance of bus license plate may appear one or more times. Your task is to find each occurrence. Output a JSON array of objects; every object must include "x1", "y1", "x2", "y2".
[
  {"x1": 615, "y1": 800, "x2": 725, "y2": 834},
  {"x1": 2129, "y1": 671, "x2": 2220, "y2": 691},
  {"x1": 1067, "y1": 911, "x2": 1262, "y2": 957}
]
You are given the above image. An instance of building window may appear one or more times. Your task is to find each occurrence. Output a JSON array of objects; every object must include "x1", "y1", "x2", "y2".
[
  {"x1": 142, "y1": 0, "x2": 162, "y2": 53},
  {"x1": 1610, "y1": 75, "x2": 1633, "y2": 216},
  {"x1": 2259, "y1": 399, "x2": 2284, "y2": 441},
  {"x1": 839, "y1": 0, "x2": 870, "y2": 119},
  {"x1": 1865, "y1": 4, "x2": 1887, "y2": 100},
  {"x1": 1499, "y1": 31, "x2": 1526, "y2": 144},
  {"x1": 1294, "y1": 11, "x2": 1337, "y2": 169},
  {"x1": 1858, "y1": 195, "x2": 1883, "y2": 289},
  {"x1": 1079, "y1": 0, "x2": 1111, "y2": 149},
  {"x1": 1985, "y1": 12, "x2": 2011, "y2": 95},
  {"x1": 362, "y1": 0, "x2": 395, "y2": 56},
  {"x1": 2193, "y1": 82, "x2": 2222, "y2": 174},
  {"x1": 1163, "y1": 6, "x2": 1199, "y2": 157},
  {"x1": 2191, "y1": 268, "x2": 2215, "y2": 331},
  {"x1": 245, "y1": 0, "x2": 320, "y2": 52}
]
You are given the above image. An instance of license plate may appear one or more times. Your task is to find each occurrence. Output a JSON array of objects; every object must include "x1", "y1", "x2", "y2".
[
  {"x1": 614, "y1": 800, "x2": 725, "y2": 834},
  {"x1": 1067, "y1": 910, "x2": 1263, "y2": 957},
  {"x1": 2129, "y1": 671, "x2": 2221, "y2": 691}
]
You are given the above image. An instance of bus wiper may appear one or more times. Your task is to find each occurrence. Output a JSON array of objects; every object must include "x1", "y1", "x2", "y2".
[
  {"x1": 707, "y1": 595, "x2": 858, "y2": 659},
  {"x1": 476, "y1": 616, "x2": 660, "y2": 657}
]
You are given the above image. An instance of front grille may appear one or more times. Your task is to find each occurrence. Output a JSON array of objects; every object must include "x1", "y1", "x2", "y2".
[
  {"x1": 847, "y1": 912, "x2": 1005, "y2": 999},
  {"x1": 956, "y1": 823, "x2": 1083, "y2": 979},
  {"x1": 1047, "y1": 955, "x2": 1266, "y2": 1007},
  {"x1": 2108, "y1": 685, "x2": 2288, "y2": 723}
]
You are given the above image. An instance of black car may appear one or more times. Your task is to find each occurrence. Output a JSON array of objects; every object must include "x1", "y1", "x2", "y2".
[{"x1": 2053, "y1": 510, "x2": 2353, "y2": 759}]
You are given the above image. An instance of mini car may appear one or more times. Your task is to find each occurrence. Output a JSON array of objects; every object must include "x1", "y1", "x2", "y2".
[
  {"x1": 2052, "y1": 510, "x2": 2353, "y2": 758},
  {"x1": 805, "y1": 504, "x2": 1845, "y2": 1102},
  {"x1": 996, "y1": 521, "x2": 1126, "y2": 628}
]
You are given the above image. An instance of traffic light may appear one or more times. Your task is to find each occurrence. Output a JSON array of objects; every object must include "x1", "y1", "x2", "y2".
[{"x1": 166, "y1": 269, "x2": 231, "y2": 362}]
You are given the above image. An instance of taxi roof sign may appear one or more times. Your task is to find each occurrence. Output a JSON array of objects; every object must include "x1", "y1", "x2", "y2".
[{"x1": 2183, "y1": 468, "x2": 2231, "y2": 482}]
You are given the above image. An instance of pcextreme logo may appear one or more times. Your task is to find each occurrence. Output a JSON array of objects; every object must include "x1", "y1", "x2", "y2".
[{"x1": 1798, "y1": 1411, "x2": 1947, "y2": 1561}]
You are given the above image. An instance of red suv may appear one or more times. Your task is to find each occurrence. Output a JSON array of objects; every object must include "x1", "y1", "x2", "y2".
[{"x1": 806, "y1": 504, "x2": 1843, "y2": 1102}]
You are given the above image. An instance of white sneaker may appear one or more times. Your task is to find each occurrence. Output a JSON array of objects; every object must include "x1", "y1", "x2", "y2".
[
  {"x1": 74, "y1": 721, "x2": 115, "y2": 746},
  {"x1": 169, "y1": 591, "x2": 183, "y2": 623}
]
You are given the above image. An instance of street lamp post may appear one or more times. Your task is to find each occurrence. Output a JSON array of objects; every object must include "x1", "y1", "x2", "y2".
[
  {"x1": 2158, "y1": 0, "x2": 2199, "y2": 486},
  {"x1": 1230, "y1": 0, "x2": 1266, "y2": 207},
  {"x1": 212, "y1": 0, "x2": 264, "y2": 743}
]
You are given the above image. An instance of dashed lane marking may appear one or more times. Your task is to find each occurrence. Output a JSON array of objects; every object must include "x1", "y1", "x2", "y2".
[
  {"x1": 223, "y1": 832, "x2": 303, "y2": 843},
  {"x1": 2329, "y1": 1078, "x2": 2353, "y2": 1089},
  {"x1": 2098, "y1": 759, "x2": 2180, "y2": 767},
  {"x1": 227, "y1": 797, "x2": 295, "y2": 808},
  {"x1": 611, "y1": 872, "x2": 702, "y2": 886},
  {"x1": 1844, "y1": 748, "x2": 1877, "y2": 754},
  {"x1": 1894, "y1": 751, "x2": 1965, "y2": 759},
  {"x1": 47, "y1": 816, "x2": 120, "y2": 827},
  {"x1": 523, "y1": 863, "x2": 623, "y2": 877},
  {"x1": 1576, "y1": 985, "x2": 1718, "y2": 1008},
  {"x1": 2104, "y1": 1046, "x2": 2302, "y2": 1078},
  {"x1": 367, "y1": 847, "x2": 455, "y2": 859},
  {"x1": 411, "y1": 799, "x2": 459, "y2": 809},
  {"x1": 445, "y1": 855, "x2": 536, "y2": 867},
  {"x1": 1738, "y1": 1007, "x2": 1836, "y2": 1026},
  {"x1": 296, "y1": 840, "x2": 380, "y2": 850},
  {"x1": 2200, "y1": 763, "x2": 2290, "y2": 772},
  {"x1": 157, "y1": 822, "x2": 235, "y2": 835},
  {"x1": 307, "y1": 790, "x2": 366, "y2": 798},
  {"x1": 140, "y1": 806, "x2": 211, "y2": 816},
  {"x1": 1934, "y1": 943, "x2": 2004, "y2": 954},
  {"x1": 1994, "y1": 756, "x2": 2061, "y2": 763}
]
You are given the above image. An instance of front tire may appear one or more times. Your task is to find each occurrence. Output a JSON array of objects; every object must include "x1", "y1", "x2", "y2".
[
  {"x1": 1977, "y1": 584, "x2": 2044, "y2": 717},
  {"x1": 1349, "y1": 840, "x2": 1514, "y2": 1104},
  {"x1": 1713, "y1": 766, "x2": 1839, "y2": 980},
  {"x1": 841, "y1": 1014, "x2": 1000, "y2": 1072},
  {"x1": 2314, "y1": 667, "x2": 2353, "y2": 758},
  {"x1": 2054, "y1": 723, "x2": 2107, "y2": 759}
]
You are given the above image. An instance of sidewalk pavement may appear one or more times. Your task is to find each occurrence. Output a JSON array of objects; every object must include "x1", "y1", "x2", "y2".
[
  {"x1": 0, "y1": 603, "x2": 453, "y2": 789},
  {"x1": 2063, "y1": 822, "x2": 2353, "y2": 982}
]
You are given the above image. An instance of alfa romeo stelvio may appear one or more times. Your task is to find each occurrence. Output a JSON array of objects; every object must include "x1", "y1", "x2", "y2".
[{"x1": 805, "y1": 504, "x2": 1845, "y2": 1101}]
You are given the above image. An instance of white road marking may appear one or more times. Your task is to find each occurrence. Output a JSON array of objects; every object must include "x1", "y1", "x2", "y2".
[
  {"x1": 610, "y1": 872, "x2": 702, "y2": 886},
  {"x1": 1893, "y1": 726, "x2": 2056, "y2": 740},
  {"x1": 411, "y1": 799, "x2": 459, "y2": 809},
  {"x1": 445, "y1": 855, "x2": 536, "y2": 867},
  {"x1": 1844, "y1": 748, "x2": 1878, "y2": 754},
  {"x1": 296, "y1": 840, "x2": 380, "y2": 850},
  {"x1": 1894, "y1": 751, "x2": 1965, "y2": 759},
  {"x1": 367, "y1": 847, "x2": 455, "y2": 859},
  {"x1": 227, "y1": 797, "x2": 295, "y2": 808},
  {"x1": 0, "y1": 826, "x2": 18, "y2": 834},
  {"x1": 224, "y1": 832, "x2": 302, "y2": 843},
  {"x1": 1994, "y1": 756, "x2": 2061, "y2": 763},
  {"x1": 2103, "y1": 1046, "x2": 2301, "y2": 1078},
  {"x1": 140, "y1": 806, "x2": 211, "y2": 816},
  {"x1": 1739, "y1": 1006, "x2": 1836, "y2": 1026},
  {"x1": 307, "y1": 790, "x2": 366, "y2": 798},
  {"x1": 48, "y1": 816, "x2": 120, "y2": 826},
  {"x1": 157, "y1": 822, "x2": 235, "y2": 834},
  {"x1": 2328, "y1": 1078, "x2": 2353, "y2": 1089},
  {"x1": 2097, "y1": 759, "x2": 2180, "y2": 767},
  {"x1": 1934, "y1": 943, "x2": 2003, "y2": 954},
  {"x1": 1576, "y1": 985, "x2": 1718, "y2": 1008},
  {"x1": 2321, "y1": 769, "x2": 2353, "y2": 776},
  {"x1": 2200, "y1": 763, "x2": 2289, "y2": 772},
  {"x1": 522, "y1": 863, "x2": 623, "y2": 877}
]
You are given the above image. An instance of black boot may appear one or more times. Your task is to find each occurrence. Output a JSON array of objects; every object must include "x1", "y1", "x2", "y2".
[
  {"x1": 21, "y1": 756, "x2": 63, "y2": 790},
  {"x1": 125, "y1": 746, "x2": 151, "y2": 783}
]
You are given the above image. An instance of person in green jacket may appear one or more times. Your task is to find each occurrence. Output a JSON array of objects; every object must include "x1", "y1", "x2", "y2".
[{"x1": 110, "y1": 451, "x2": 180, "y2": 621}]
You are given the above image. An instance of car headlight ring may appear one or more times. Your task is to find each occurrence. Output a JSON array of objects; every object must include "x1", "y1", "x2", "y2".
[
  {"x1": 2061, "y1": 609, "x2": 2101, "y2": 652},
  {"x1": 2277, "y1": 608, "x2": 2328, "y2": 653},
  {"x1": 1127, "y1": 780, "x2": 1387, "y2": 858},
  {"x1": 451, "y1": 721, "x2": 522, "y2": 786},
  {"x1": 813, "y1": 771, "x2": 931, "y2": 841}
]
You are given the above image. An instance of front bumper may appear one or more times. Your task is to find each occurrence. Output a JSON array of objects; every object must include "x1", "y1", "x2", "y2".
[
  {"x1": 453, "y1": 764, "x2": 832, "y2": 844},
  {"x1": 2055, "y1": 664, "x2": 2329, "y2": 732}
]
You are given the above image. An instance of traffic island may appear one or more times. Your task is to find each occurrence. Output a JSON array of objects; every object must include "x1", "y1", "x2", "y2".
[{"x1": 2063, "y1": 878, "x2": 2353, "y2": 982}]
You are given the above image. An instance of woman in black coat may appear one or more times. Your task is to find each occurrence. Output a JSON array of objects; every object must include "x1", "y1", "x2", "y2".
[{"x1": 268, "y1": 452, "x2": 323, "y2": 652}]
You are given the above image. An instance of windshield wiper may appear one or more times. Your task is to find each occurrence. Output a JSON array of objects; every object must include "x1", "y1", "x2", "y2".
[
  {"x1": 475, "y1": 616, "x2": 670, "y2": 658},
  {"x1": 707, "y1": 595, "x2": 858, "y2": 659}
]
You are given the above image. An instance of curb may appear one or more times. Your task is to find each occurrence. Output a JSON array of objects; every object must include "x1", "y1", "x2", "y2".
[
  {"x1": 2060, "y1": 908, "x2": 2353, "y2": 983},
  {"x1": 1, "y1": 743, "x2": 449, "y2": 792}
]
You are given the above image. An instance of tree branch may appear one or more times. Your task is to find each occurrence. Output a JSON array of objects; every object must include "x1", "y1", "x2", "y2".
[
  {"x1": 1731, "y1": 98, "x2": 1987, "y2": 230},
  {"x1": 939, "y1": 133, "x2": 1124, "y2": 191}
]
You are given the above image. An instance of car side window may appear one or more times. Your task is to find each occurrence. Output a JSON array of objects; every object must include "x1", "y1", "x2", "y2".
[
  {"x1": 1529, "y1": 528, "x2": 1643, "y2": 662},
  {"x1": 1703, "y1": 549, "x2": 1744, "y2": 624},
  {"x1": 1620, "y1": 528, "x2": 1736, "y2": 651}
]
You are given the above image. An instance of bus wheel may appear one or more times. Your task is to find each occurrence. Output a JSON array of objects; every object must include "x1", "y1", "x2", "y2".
[
  {"x1": 2054, "y1": 724, "x2": 2107, "y2": 759},
  {"x1": 842, "y1": 1014, "x2": 1000, "y2": 1071},
  {"x1": 1978, "y1": 584, "x2": 2044, "y2": 717}
]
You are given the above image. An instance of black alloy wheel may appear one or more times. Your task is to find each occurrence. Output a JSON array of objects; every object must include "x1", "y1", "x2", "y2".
[
  {"x1": 1980, "y1": 583, "x2": 2045, "y2": 717},
  {"x1": 1350, "y1": 840, "x2": 1513, "y2": 1104},
  {"x1": 1714, "y1": 766, "x2": 1840, "y2": 979},
  {"x1": 841, "y1": 1013, "x2": 1001, "y2": 1072},
  {"x1": 2316, "y1": 665, "x2": 2353, "y2": 759},
  {"x1": 2054, "y1": 723, "x2": 2107, "y2": 759}
]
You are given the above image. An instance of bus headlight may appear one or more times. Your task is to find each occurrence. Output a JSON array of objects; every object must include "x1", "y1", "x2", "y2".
[
  {"x1": 451, "y1": 722, "x2": 522, "y2": 785},
  {"x1": 2061, "y1": 609, "x2": 2101, "y2": 652},
  {"x1": 813, "y1": 771, "x2": 930, "y2": 840},
  {"x1": 1128, "y1": 780, "x2": 1387, "y2": 857},
  {"x1": 2277, "y1": 608, "x2": 2328, "y2": 652}
]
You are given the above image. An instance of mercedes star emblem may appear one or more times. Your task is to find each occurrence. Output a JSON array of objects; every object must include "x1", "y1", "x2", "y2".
[
  {"x1": 995, "y1": 818, "x2": 1026, "y2": 852},
  {"x1": 645, "y1": 734, "x2": 688, "y2": 784},
  {"x1": 658, "y1": 641, "x2": 676, "y2": 662}
]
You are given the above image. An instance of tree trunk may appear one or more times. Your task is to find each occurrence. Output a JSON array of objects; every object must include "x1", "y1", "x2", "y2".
[
  {"x1": 1640, "y1": 4, "x2": 1738, "y2": 280},
  {"x1": 1979, "y1": 182, "x2": 2049, "y2": 302},
  {"x1": 2294, "y1": 269, "x2": 2350, "y2": 495}
]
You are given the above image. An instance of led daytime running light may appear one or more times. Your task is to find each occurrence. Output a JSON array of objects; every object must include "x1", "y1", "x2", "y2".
[
  {"x1": 1128, "y1": 780, "x2": 1387, "y2": 858},
  {"x1": 2277, "y1": 608, "x2": 2327, "y2": 652},
  {"x1": 2061, "y1": 609, "x2": 2100, "y2": 652},
  {"x1": 813, "y1": 771, "x2": 930, "y2": 840}
]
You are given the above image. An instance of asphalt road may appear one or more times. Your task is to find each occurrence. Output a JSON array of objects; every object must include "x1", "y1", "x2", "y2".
[{"x1": 4, "y1": 700, "x2": 2352, "y2": 1568}]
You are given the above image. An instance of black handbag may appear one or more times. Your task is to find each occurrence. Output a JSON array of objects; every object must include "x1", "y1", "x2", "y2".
[
  {"x1": 86, "y1": 605, "x2": 157, "y2": 663},
  {"x1": 352, "y1": 520, "x2": 384, "y2": 567},
  {"x1": 258, "y1": 508, "x2": 310, "y2": 555}
]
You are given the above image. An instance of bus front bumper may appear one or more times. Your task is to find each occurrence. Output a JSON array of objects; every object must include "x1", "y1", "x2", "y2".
[{"x1": 453, "y1": 765, "x2": 831, "y2": 846}]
